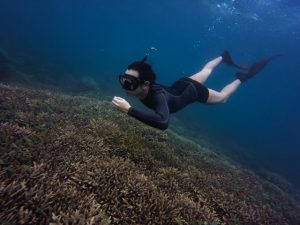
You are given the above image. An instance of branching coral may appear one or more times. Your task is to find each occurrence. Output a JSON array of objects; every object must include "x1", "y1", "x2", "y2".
[{"x1": 1, "y1": 84, "x2": 300, "y2": 225}]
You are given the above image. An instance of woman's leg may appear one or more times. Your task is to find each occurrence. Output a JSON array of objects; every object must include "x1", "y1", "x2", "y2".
[
  {"x1": 189, "y1": 56, "x2": 223, "y2": 84},
  {"x1": 206, "y1": 79, "x2": 242, "y2": 104}
]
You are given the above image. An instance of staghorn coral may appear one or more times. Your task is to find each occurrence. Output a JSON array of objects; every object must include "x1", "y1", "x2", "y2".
[{"x1": 0, "y1": 83, "x2": 300, "y2": 225}]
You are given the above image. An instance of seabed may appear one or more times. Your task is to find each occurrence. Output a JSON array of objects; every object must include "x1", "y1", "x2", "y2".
[{"x1": 1, "y1": 82, "x2": 300, "y2": 225}]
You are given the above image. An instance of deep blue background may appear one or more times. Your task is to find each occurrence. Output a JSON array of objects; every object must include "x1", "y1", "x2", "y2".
[{"x1": 1, "y1": 0, "x2": 299, "y2": 188}]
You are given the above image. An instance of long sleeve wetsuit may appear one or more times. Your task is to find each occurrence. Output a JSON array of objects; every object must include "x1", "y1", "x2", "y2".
[{"x1": 127, "y1": 78, "x2": 209, "y2": 130}]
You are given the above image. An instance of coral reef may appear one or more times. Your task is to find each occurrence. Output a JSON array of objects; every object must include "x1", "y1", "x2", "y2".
[
  {"x1": 67, "y1": 76, "x2": 110, "y2": 99},
  {"x1": 73, "y1": 76, "x2": 99, "y2": 93},
  {"x1": 1, "y1": 83, "x2": 300, "y2": 225},
  {"x1": 0, "y1": 48, "x2": 11, "y2": 82},
  {"x1": 0, "y1": 48, "x2": 35, "y2": 85},
  {"x1": 0, "y1": 48, "x2": 103, "y2": 95}
]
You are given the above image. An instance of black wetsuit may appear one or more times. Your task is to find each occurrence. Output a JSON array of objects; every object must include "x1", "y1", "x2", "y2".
[
  {"x1": 127, "y1": 55, "x2": 278, "y2": 130},
  {"x1": 127, "y1": 77, "x2": 209, "y2": 130}
]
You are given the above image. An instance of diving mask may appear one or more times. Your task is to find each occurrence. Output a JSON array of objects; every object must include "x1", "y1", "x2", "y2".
[{"x1": 119, "y1": 74, "x2": 140, "y2": 91}]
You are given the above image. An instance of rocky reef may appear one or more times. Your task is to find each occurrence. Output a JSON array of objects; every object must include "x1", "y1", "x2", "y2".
[{"x1": 1, "y1": 83, "x2": 300, "y2": 225}]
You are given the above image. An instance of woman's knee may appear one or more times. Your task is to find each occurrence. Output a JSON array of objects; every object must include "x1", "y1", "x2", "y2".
[{"x1": 207, "y1": 91, "x2": 228, "y2": 104}]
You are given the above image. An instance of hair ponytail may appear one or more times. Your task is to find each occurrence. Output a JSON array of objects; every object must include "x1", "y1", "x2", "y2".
[{"x1": 127, "y1": 56, "x2": 156, "y2": 85}]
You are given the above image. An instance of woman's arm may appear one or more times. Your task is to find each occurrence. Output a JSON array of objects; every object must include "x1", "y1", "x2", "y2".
[{"x1": 112, "y1": 94, "x2": 170, "y2": 130}]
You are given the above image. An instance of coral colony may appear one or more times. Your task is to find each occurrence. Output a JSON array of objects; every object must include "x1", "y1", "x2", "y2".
[{"x1": 1, "y1": 84, "x2": 300, "y2": 224}]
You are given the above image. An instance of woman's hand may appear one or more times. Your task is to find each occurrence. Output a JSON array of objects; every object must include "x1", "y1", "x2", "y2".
[{"x1": 112, "y1": 96, "x2": 131, "y2": 113}]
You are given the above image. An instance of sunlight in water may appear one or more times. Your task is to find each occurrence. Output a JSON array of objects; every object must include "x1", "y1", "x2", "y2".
[{"x1": 202, "y1": 0, "x2": 300, "y2": 35}]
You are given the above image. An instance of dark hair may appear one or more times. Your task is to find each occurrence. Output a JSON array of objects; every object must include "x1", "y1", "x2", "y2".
[{"x1": 127, "y1": 56, "x2": 156, "y2": 85}]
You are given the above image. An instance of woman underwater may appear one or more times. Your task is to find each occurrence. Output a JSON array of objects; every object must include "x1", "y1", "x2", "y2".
[{"x1": 112, "y1": 51, "x2": 278, "y2": 130}]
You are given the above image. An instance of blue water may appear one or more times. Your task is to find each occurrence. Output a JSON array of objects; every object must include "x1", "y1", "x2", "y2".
[{"x1": 1, "y1": 0, "x2": 300, "y2": 189}]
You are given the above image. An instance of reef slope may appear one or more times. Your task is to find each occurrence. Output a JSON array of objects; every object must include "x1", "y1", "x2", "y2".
[{"x1": 1, "y1": 84, "x2": 299, "y2": 225}]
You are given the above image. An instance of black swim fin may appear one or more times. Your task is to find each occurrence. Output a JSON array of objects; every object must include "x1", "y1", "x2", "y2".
[
  {"x1": 236, "y1": 54, "x2": 281, "y2": 82},
  {"x1": 221, "y1": 50, "x2": 249, "y2": 70}
]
